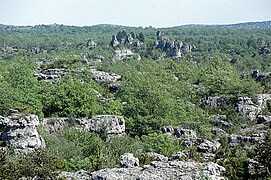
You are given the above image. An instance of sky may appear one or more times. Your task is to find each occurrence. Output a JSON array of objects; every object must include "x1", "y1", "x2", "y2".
[{"x1": 0, "y1": 0, "x2": 271, "y2": 27}]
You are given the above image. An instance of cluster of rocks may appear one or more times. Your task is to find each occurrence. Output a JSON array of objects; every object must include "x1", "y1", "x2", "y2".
[
  {"x1": 258, "y1": 47, "x2": 270, "y2": 55},
  {"x1": 87, "y1": 38, "x2": 97, "y2": 50},
  {"x1": 156, "y1": 31, "x2": 196, "y2": 59},
  {"x1": 0, "y1": 45, "x2": 18, "y2": 56},
  {"x1": 81, "y1": 53, "x2": 105, "y2": 64},
  {"x1": 112, "y1": 48, "x2": 141, "y2": 63},
  {"x1": 90, "y1": 66, "x2": 121, "y2": 84},
  {"x1": 33, "y1": 68, "x2": 67, "y2": 84},
  {"x1": 110, "y1": 33, "x2": 142, "y2": 48},
  {"x1": 0, "y1": 111, "x2": 45, "y2": 154},
  {"x1": 60, "y1": 152, "x2": 226, "y2": 180},
  {"x1": 42, "y1": 115, "x2": 125, "y2": 135},
  {"x1": 203, "y1": 94, "x2": 271, "y2": 120}
]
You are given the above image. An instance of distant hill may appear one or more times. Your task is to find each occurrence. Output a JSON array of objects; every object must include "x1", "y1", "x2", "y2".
[
  {"x1": 0, "y1": 24, "x2": 16, "y2": 28},
  {"x1": 175, "y1": 20, "x2": 271, "y2": 29},
  {"x1": 1, "y1": 20, "x2": 271, "y2": 29}
]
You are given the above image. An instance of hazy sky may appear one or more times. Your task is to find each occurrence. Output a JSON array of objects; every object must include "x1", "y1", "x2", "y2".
[{"x1": 1, "y1": 0, "x2": 271, "y2": 27}]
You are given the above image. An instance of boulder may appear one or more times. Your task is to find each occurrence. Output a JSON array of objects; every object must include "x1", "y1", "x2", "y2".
[
  {"x1": 90, "y1": 160, "x2": 226, "y2": 180},
  {"x1": 87, "y1": 38, "x2": 96, "y2": 50},
  {"x1": 124, "y1": 34, "x2": 133, "y2": 45},
  {"x1": 202, "y1": 96, "x2": 227, "y2": 109},
  {"x1": 174, "y1": 127, "x2": 197, "y2": 139},
  {"x1": 257, "y1": 115, "x2": 271, "y2": 124},
  {"x1": 110, "y1": 35, "x2": 120, "y2": 47},
  {"x1": 42, "y1": 117, "x2": 70, "y2": 133},
  {"x1": 78, "y1": 115, "x2": 125, "y2": 135},
  {"x1": 209, "y1": 115, "x2": 232, "y2": 128},
  {"x1": 120, "y1": 153, "x2": 139, "y2": 168},
  {"x1": 90, "y1": 67, "x2": 121, "y2": 84},
  {"x1": 0, "y1": 113, "x2": 45, "y2": 154},
  {"x1": 112, "y1": 48, "x2": 135, "y2": 62},
  {"x1": 58, "y1": 170, "x2": 90, "y2": 180},
  {"x1": 143, "y1": 152, "x2": 168, "y2": 162},
  {"x1": 161, "y1": 125, "x2": 174, "y2": 135},
  {"x1": 259, "y1": 47, "x2": 270, "y2": 55},
  {"x1": 235, "y1": 94, "x2": 271, "y2": 120},
  {"x1": 194, "y1": 139, "x2": 221, "y2": 153}
]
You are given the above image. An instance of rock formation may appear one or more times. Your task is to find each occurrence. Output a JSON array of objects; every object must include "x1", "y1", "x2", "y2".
[
  {"x1": 0, "y1": 112, "x2": 45, "y2": 154},
  {"x1": 87, "y1": 38, "x2": 97, "y2": 50},
  {"x1": 42, "y1": 115, "x2": 125, "y2": 135},
  {"x1": 110, "y1": 35, "x2": 120, "y2": 47},
  {"x1": 90, "y1": 160, "x2": 226, "y2": 180},
  {"x1": 156, "y1": 31, "x2": 195, "y2": 59}
]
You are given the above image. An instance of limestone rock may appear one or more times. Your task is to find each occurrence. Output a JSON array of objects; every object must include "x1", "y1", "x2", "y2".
[
  {"x1": 110, "y1": 35, "x2": 120, "y2": 47},
  {"x1": 143, "y1": 152, "x2": 168, "y2": 162},
  {"x1": 161, "y1": 125, "x2": 174, "y2": 135},
  {"x1": 58, "y1": 170, "x2": 90, "y2": 180},
  {"x1": 195, "y1": 139, "x2": 221, "y2": 153},
  {"x1": 90, "y1": 67, "x2": 121, "y2": 84},
  {"x1": 90, "y1": 160, "x2": 226, "y2": 180},
  {"x1": 203, "y1": 96, "x2": 227, "y2": 109},
  {"x1": 87, "y1": 39, "x2": 96, "y2": 50},
  {"x1": 0, "y1": 113, "x2": 45, "y2": 154},
  {"x1": 124, "y1": 34, "x2": 133, "y2": 45},
  {"x1": 209, "y1": 115, "x2": 232, "y2": 128},
  {"x1": 235, "y1": 94, "x2": 271, "y2": 120},
  {"x1": 42, "y1": 117, "x2": 70, "y2": 133},
  {"x1": 258, "y1": 47, "x2": 270, "y2": 55},
  {"x1": 79, "y1": 115, "x2": 125, "y2": 135},
  {"x1": 112, "y1": 48, "x2": 134, "y2": 62},
  {"x1": 120, "y1": 153, "x2": 139, "y2": 168},
  {"x1": 174, "y1": 127, "x2": 197, "y2": 140}
]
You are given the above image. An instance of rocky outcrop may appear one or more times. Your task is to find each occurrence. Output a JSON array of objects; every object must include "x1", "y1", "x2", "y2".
[
  {"x1": 0, "y1": 113, "x2": 45, "y2": 154},
  {"x1": 258, "y1": 47, "x2": 270, "y2": 55},
  {"x1": 110, "y1": 35, "x2": 120, "y2": 47},
  {"x1": 58, "y1": 170, "x2": 90, "y2": 180},
  {"x1": 235, "y1": 94, "x2": 271, "y2": 120},
  {"x1": 112, "y1": 48, "x2": 139, "y2": 63},
  {"x1": 34, "y1": 68, "x2": 67, "y2": 84},
  {"x1": 80, "y1": 115, "x2": 125, "y2": 135},
  {"x1": 156, "y1": 31, "x2": 195, "y2": 59},
  {"x1": 90, "y1": 160, "x2": 226, "y2": 180},
  {"x1": 194, "y1": 139, "x2": 221, "y2": 153},
  {"x1": 87, "y1": 39, "x2": 96, "y2": 50},
  {"x1": 124, "y1": 34, "x2": 133, "y2": 45},
  {"x1": 42, "y1": 115, "x2": 125, "y2": 135},
  {"x1": 202, "y1": 96, "x2": 227, "y2": 109},
  {"x1": 120, "y1": 153, "x2": 139, "y2": 168},
  {"x1": 209, "y1": 115, "x2": 232, "y2": 128},
  {"x1": 90, "y1": 67, "x2": 121, "y2": 84}
]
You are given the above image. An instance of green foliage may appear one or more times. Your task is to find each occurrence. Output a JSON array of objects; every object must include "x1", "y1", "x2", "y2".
[
  {"x1": 41, "y1": 76, "x2": 101, "y2": 117},
  {"x1": 0, "y1": 62, "x2": 42, "y2": 116},
  {"x1": 0, "y1": 150, "x2": 61, "y2": 179},
  {"x1": 141, "y1": 133, "x2": 181, "y2": 156}
]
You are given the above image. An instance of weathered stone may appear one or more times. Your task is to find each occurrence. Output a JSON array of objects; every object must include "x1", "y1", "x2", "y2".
[
  {"x1": 124, "y1": 34, "x2": 133, "y2": 45},
  {"x1": 90, "y1": 160, "x2": 226, "y2": 180},
  {"x1": 78, "y1": 115, "x2": 125, "y2": 135},
  {"x1": 120, "y1": 153, "x2": 139, "y2": 168},
  {"x1": 58, "y1": 170, "x2": 90, "y2": 180},
  {"x1": 90, "y1": 67, "x2": 121, "y2": 84},
  {"x1": 42, "y1": 117, "x2": 70, "y2": 133},
  {"x1": 112, "y1": 48, "x2": 134, "y2": 62},
  {"x1": 110, "y1": 35, "x2": 120, "y2": 47},
  {"x1": 144, "y1": 152, "x2": 168, "y2": 162},
  {"x1": 195, "y1": 139, "x2": 221, "y2": 153},
  {"x1": 209, "y1": 115, "x2": 232, "y2": 128},
  {"x1": 0, "y1": 113, "x2": 45, "y2": 154},
  {"x1": 235, "y1": 94, "x2": 271, "y2": 120},
  {"x1": 161, "y1": 125, "x2": 174, "y2": 135},
  {"x1": 203, "y1": 96, "x2": 227, "y2": 109},
  {"x1": 259, "y1": 47, "x2": 270, "y2": 55},
  {"x1": 212, "y1": 127, "x2": 228, "y2": 137},
  {"x1": 87, "y1": 38, "x2": 96, "y2": 50},
  {"x1": 257, "y1": 115, "x2": 271, "y2": 124},
  {"x1": 174, "y1": 127, "x2": 197, "y2": 139}
]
